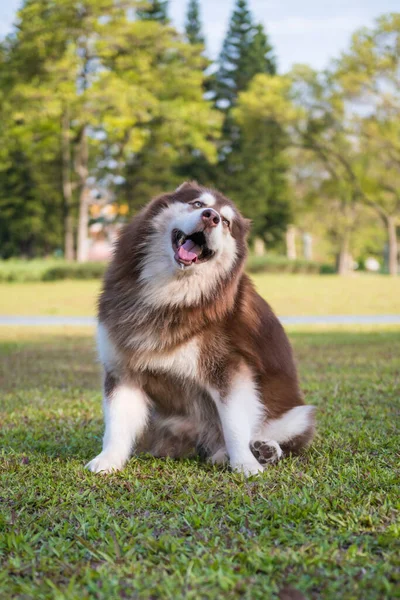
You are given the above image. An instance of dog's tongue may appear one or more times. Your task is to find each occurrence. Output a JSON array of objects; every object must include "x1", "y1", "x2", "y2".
[{"x1": 177, "y1": 239, "x2": 199, "y2": 263}]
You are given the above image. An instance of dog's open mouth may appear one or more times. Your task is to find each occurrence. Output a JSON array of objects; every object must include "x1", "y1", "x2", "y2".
[{"x1": 172, "y1": 229, "x2": 215, "y2": 267}]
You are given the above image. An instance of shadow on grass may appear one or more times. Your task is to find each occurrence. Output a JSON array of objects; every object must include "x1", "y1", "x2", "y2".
[
  {"x1": 0, "y1": 334, "x2": 100, "y2": 392},
  {"x1": 1, "y1": 416, "x2": 104, "y2": 462}
]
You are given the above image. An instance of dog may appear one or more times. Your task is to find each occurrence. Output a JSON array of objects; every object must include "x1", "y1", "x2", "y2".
[{"x1": 86, "y1": 181, "x2": 315, "y2": 476}]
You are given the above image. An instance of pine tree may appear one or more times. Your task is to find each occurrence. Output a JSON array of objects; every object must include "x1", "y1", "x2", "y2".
[
  {"x1": 213, "y1": 0, "x2": 275, "y2": 108},
  {"x1": 247, "y1": 24, "x2": 276, "y2": 78},
  {"x1": 137, "y1": 0, "x2": 169, "y2": 23},
  {"x1": 219, "y1": 120, "x2": 291, "y2": 246},
  {"x1": 185, "y1": 0, "x2": 205, "y2": 45},
  {"x1": 212, "y1": 1, "x2": 288, "y2": 248}
]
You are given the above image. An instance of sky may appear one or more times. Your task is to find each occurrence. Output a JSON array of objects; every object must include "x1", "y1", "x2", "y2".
[{"x1": 1, "y1": 0, "x2": 398, "y2": 72}]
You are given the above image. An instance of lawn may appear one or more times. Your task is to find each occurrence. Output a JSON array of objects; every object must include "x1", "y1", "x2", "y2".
[
  {"x1": 1, "y1": 326, "x2": 399, "y2": 599},
  {"x1": 1, "y1": 274, "x2": 400, "y2": 317}
]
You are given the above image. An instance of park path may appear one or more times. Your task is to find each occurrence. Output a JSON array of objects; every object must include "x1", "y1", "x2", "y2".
[{"x1": 1, "y1": 315, "x2": 400, "y2": 326}]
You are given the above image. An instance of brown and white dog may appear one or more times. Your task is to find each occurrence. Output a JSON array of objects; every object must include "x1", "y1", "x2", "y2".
[{"x1": 86, "y1": 182, "x2": 315, "y2": 476}]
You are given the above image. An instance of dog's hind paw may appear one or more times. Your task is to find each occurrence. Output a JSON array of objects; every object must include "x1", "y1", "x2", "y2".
[
  {"x1": 85, "y1": 452, "x2": 126, "y2": 474},
  {"x1": 250, "y1": 440, "x2": 283, "y2": 465}
]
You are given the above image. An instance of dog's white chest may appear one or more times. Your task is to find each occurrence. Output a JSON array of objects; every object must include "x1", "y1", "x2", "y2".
[
  {"x1": 135, "y1": 337, "x2": 200, "y2": 380},
  {"x1": 98, "y1": 322, "x2": 200, "y2": 381}
]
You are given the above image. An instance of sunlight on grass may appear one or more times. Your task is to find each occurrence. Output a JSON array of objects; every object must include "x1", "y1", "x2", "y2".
[{"x1": 1, "y1": 274, "x2": 400, "y2": 317}]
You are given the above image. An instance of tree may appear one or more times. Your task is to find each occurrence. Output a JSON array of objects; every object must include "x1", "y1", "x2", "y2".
[
  {"x1": 137, "y1": 0, "x2": 169, "y2": 23},
  {"x1": 335, "y1": 13, "x2": 400, "y2": 275},
  {"x1": 0, "y1": 37, "x2": 66, "y2": 258},
  {"x1": 235, "y1": 68, "x2": 368, "y2": 273},
  {"x1": 0, "y1": 0, "x2": 220, "y2": 259},
  {"x1": 0, "y1": 105, "x2": 64, "y2": 259},
  {"x1": 212, "y1": 0, "x2": 275, "y2": 109},
  {"x1": 185, "y1": 0, "x2": 204, "y2": 46},
  {"x1": 247, "y1": 24, "x2": 276, "y2": 78},
  {"x1": 289, "y1": 66, "x2": 364, "y2": 274},
  {"x1": 226, "y1": 89, "x2": 291, "y2": 246},
  {"x1": 209, "y1": 1, "x2": 285, "y2": 247},
  {"x1": 358, "y1": 118, "x2": 400, "y2": 274}
]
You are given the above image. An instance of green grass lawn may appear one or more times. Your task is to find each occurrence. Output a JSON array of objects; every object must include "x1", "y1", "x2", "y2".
[
  {"x1": 1, "y1": 326, "x2": 399, "y2": 599},
  {"x1": 1, "y1": 274, "x2": 400, "y2": 317}
]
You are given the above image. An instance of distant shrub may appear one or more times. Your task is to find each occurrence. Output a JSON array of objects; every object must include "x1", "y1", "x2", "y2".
[
  {"x1": 42, "y1": 263, "x2": 107, "y2": 281},
  {"x1": 0, "y1": 260, "x2": 55, "y2": 282},
  {"x1": 246, "y1": 255, "x2": 333, "y2": 274},
  {"x1": 319, "y1": 263, "x2": 337, "y2": 275},
  {"x1": 0, "y1": 257, "x2": 335, "y2": 282},
  {"x1": 0, "y1": 260, "x2": 107, "y2": 282}
]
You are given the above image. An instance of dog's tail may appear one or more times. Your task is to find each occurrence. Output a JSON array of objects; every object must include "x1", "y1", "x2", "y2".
[{"x1": 260, "y1": 405, "x2": 316, "y2": 453}]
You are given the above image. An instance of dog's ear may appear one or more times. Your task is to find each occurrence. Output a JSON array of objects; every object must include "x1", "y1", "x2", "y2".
[
  {"x1": 231, "y1": 216, "x2": 252, "y2": 240},
  {"x1": 175, "y1": 181, "x2": 198, "y2": 193},
  {"x1": 243, "y1": 218, "x2": 252, "y2": 234}
]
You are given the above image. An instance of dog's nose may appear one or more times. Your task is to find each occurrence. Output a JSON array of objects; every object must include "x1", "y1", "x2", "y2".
[{"x1": 202, "y1": 209, "x2": 220, "y2": 228}]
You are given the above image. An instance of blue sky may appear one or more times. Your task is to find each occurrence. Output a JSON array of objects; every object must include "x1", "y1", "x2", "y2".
[{"x1": 1, "y1": 0, "x2": 398, "y2": 72}]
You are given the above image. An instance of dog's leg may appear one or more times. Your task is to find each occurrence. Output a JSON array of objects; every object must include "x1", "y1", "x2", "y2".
[
  {"x1": 86, "y1": 374, "x2": 149, "y2": 473},
  {"x1": 209, "y1": 367, "x2": 265, "y2": 476}
]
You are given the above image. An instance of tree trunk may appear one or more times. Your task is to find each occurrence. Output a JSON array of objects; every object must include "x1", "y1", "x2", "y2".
[
  {"x1": 77, "y1": 186, "x2": 90, "y2": 263},
  {"x1": 254, "y1": 238, "x2": 265, "y2": 256},
  {"x1": 302, "y1": 232, "x2": 313, "y2": 261},
  {"x1": 337, "y1": 231, "x2": 351, "y2": 275},
  {"x1": 286, "y1": 225, "x2": 297, "y2": 260},
  {"x1": 387, "y1": 215, "x2": 398, "y2": 276},
  {"x1": 75, "y1": 126, "x2": 89, "y2": 263},
  {"x1": 61, "y1": 108, "x2": 75, "y2": 260}
]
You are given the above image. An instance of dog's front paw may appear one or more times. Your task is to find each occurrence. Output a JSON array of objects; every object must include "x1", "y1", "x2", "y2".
[
  {"x1": 231, "y1": 457, "x2": 265, "y2": 476},
  {"x1": 85, "y1": 452, "x2": 126, "y2": 474},
  {"x1": 209, "y1": 447, "x2": 229, "y2": 465}
]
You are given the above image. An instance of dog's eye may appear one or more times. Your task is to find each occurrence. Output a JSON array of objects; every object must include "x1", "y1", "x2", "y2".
[
  {"x1": 193, "y1": 201, "x2": 204, "y2": 208},
  {"x1": 222, "y1": 218, "x2": 230, "y2": 227}
]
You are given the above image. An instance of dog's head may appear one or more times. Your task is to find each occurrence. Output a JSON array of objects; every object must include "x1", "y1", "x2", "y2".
[{"x1": 116, "y1": 182, "x2": 250, "y2": 306}]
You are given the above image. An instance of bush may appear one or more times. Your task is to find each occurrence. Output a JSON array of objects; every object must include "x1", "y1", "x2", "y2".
[
  {"x1": 0, "y1": 260, "x2": 107, "y2": 282},
  {"x1": 246, "y1": 254, "x2": 333, "y2": 274},
  {"x1": 319, "y1": 263, "x2": 337, "y2": 275},
  {"x1": 42, "y1": 262, "x2": 107, "y2": 281},
  {"x1": 0, "y1": 256, "x2": 335, "y2": 282}
]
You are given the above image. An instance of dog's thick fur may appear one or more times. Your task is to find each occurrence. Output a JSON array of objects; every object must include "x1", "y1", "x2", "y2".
[{"x1": 86, "y1": 182, "x2": 315, "y2": 476}]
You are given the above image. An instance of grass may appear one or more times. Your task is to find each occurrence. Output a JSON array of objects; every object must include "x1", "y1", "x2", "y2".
[
  {"x1": 1, "y1": 274, "x2": 400, "y2": 317},
  {"x1": 0, "y1": 326, "x2": 399, "y2": 599}
]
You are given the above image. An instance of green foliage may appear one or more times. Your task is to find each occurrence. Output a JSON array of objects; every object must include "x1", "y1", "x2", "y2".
[
  {"x1": 0, "y1": 4, "x2": 398, "y2": 268},
  {"x1": 1, "y1": 327, "x2": 399, "y2": 598},
  {"x1": 212, "y1": 0, "x2": 275, "y2": 109},
  {"x1": 223, "y1": 106, "x2": 291, "y2": 246},
  {"x1": 136, "y1": 0, "x2": 169, "y2": 23},
  {"x1": 0, "y1": 122, "x2": 63, "y2": 259},
  {"x1": 0, "y1": 260, "x2": 106, "y2": 282},
  {"x1": 334, "y1": 14, "x2": 400, "y2": 274},
  {"x1": 185, "y1": 0, "x2": 205, "y2": 45},
  {"x1": 0, "y1": 257, "x2": 330, "y2": 282},
  {"x1": 0, "y1": 0, "x2": 219, "y2": 255},
  {"x1": 246, "y1": 255, "x2": 327, "y2": 274},
  {"x1": 42, "y1": 262, "x2": 107, "y2": 281},
  {"x1": 209, "y1": 1, "x2": 287, "y2": 248}
]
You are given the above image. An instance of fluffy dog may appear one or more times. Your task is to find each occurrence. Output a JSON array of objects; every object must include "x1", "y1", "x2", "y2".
[{"x1": 86, "y1": 182, "x2": 315, "y2": 476}]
